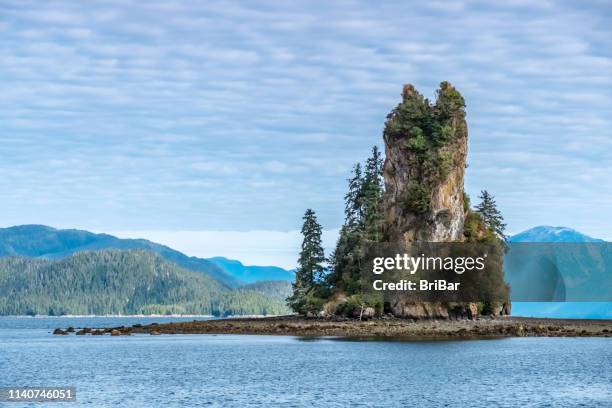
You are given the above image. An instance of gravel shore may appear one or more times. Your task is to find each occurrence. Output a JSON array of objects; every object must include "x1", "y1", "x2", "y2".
[{"x1": 54, "y1": 315, "x2": 612, "y2": 339}]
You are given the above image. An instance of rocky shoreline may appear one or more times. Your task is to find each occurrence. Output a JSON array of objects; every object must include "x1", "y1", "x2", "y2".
[{"x1": 53, "y1": 315, "x2": 612, "y2": 339}]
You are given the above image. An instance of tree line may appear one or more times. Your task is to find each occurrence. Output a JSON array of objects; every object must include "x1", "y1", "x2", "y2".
[
  {"x1": 287, "y1": 149, "x2": 507, "y2": 316},
  {"x1": 0, "y1": 250, "x2": 290, "y2": 316}
]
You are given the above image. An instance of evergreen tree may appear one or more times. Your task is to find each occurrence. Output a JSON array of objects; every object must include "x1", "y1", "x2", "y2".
[
  {"x1": 362, "y1": 146, "x2": 385, "y2": 241},
  {"x1": 287, "y1": 209, "x2": 326, "y2": 313},
  {"x1": 364, "y1": 146, "x2": 384, "y2": 181},
  {"x1": 328, "y1": 146, "x2": 385, "y2": 292},
  {"x1": 344, "y1": 163, "x2": 364, "y2": 228},
  {"x1": 326, "y1": 224, "x2": 362, "y2": 292},
  {"x1": 327, "y1": 165, "x2": 364, "y2": 290},
  {"x1": 475, "y1": 190, "x2": 507, "y2": 240}
]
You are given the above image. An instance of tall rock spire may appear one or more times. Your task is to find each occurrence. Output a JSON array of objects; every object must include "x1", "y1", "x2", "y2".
[{"x1": 383, "y1": 82, "x2": 468, "y2": 242}]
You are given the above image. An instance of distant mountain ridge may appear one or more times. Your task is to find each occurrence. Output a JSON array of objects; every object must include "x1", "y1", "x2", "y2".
[
  {"x1": 208, "y1": 257, "x2": 294, "y2": 283},
  {"x1": 0, "y1": 224, "x2": 296, "y2": 288},
  {"x1": 509, "y1": 226, "x2": 605, "y2": 243},
  {"x1": 0, "y1": 225, "x2": 241, "y2": 287}
]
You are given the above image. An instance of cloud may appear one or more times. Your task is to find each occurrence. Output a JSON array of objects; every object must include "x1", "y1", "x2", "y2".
[{"x1": 0, "y1": 0, "x2": 610, "y2": 241}]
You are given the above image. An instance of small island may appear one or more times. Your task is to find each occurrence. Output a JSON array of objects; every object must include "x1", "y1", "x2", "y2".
[
  {"x1": 285, "y1": 82, "x2": 511, "y2": 321},
  {"x1": 56, "y1": 83, "x2": 612, "y2": 340}
]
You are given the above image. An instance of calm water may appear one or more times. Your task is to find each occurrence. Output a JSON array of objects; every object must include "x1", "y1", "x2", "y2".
[{"x1": 1, "y1": 317, "x2": 611, "y2": 407}]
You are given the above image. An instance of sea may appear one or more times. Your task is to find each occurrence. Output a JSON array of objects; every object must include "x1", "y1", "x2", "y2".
[{"x1": 1, "y1": 316, "x2": 611, "y2": 407}]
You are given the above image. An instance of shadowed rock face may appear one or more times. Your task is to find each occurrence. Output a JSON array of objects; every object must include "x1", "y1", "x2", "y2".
[{"x1": 383, "y1": 83, "x2": 468, "y2": 243}]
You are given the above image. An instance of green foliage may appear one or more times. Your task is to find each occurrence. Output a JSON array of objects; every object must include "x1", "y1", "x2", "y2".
[
  {"x1": 436, "y1": 150, "x2": 454, "y2": 179},
  {"x1": 404, "y1": 129, "x2": 428, "y2": 152},
  {"x1": 327, "y1": 225, "x2": 362, "y2": 290},
  {"x1": 362, "y1": 146, "x2": 385, "y2": 242},
  {"x1": 344, "y1": 163, "x2": 365, "y2": 228},
  {"x1": 327, "y1": 146, "x2": 385, "y2": 296},
  {"x1": 384, "y1": 82, "x2": 466, "y2": 215},
  {"x1": 384, "y1": 93, "x2": 429, "y2": 139},
  {"x1": 481, "y1": 300, "x2": 504, "y2": 316},
  {"x1": 463, "y1": 197, "x2": 501, "y2": 245},
  {"x1": 462, "y1": 192, "x2": 510, "y2": 309},
  {"x1": 462, "y1": 191, "x2": 471, "y2": 213},
  {"x1": 434, "y1": 81, "x2": 466, "y2": 123},
  {"x1": 402, "y1": 183, "x2": 432, "y2": 214},
  {"x1": 0, "y1": 225, "x2": 239, "y2": 288},
  {"x1": 298, "y1": 209, "x2": 326, "y2": 286},
  {"x1": 334, "y1": 295, "x2": 364, "y2": 317},
  {"x1": 0, "y1": 250, "x2": 289, "y2": 316},
  {"x1": 305, "y1": 83, "x2": 509, "y2": 318},
  {"x1": 463, "y1": 211, "x2": 486, "y2": 242},
  {"x1": 287, "y1": 209, "x2": 327, "y2": 314},
  {"x1": 475, "y1": 190, "x2": 507, "y2": 242},
  {"x1": 288, "y1": 286, "x2": 330, "y2": 315},
  {"x1": 432, "y1": 124, "x2": 454, "y2": 145}
]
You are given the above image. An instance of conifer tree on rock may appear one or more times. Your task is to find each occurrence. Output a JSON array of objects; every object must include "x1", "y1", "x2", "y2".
[{"x1": 475, "y1": 190, "x2": 507, "y2": 241}]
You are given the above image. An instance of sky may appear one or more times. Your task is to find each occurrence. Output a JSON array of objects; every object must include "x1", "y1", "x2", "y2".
[{"x1": 1, "y1": 0, "x2": 611, "y2": 267}]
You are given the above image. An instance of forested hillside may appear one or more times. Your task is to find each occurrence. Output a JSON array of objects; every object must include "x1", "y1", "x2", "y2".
[
  {"x1": 0, "y1": 225, "x2": 240, "y2": 287},
  {"x1": 0, "y1": 250, "x2": 289, "y2": 316},
  {"x1": 241, "y1": 280, "x2": 292, "y2": 300}
]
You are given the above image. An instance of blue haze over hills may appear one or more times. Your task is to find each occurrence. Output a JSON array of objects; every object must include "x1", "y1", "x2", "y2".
[
  {"x1": 507, "y1": 226, "x2": 611, "y2": 319},
  {"x1": 208, "y1": 257, "x2": 295, "y2": 284}
]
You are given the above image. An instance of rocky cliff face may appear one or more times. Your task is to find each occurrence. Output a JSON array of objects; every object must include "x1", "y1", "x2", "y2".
[
  {"x1": 381, "y1": 83, "x2": 484, "y2": 319},
  {"x1": 383, "y1": 82, "x2": 468, "y2": 243}
]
